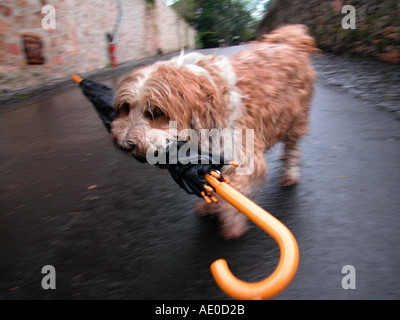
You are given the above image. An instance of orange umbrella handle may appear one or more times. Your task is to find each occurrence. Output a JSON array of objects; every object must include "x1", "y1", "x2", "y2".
[
  {"x1": 71, "y1": 75, "x2": 83, "y2": 84},
  {"x1": 205, "y1": 173, "x2": 299, "y2": 300}
]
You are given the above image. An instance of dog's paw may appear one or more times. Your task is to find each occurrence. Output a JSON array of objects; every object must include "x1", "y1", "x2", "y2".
[
  {"x1": 220, "y1": 221, "x2": 249, "y2": 240},
  {"x1": 281, "y1": 167, "x2": 300, "y2": 186},
  {"x1": 219, "y1": 213, "x2": 249, "y2": 240},
  {"x1": 280, "y1": 175, "x2": 299, "y2": 186},
  {"x1": 194, "y1": 201, "x2": 216, "y2": 216}
]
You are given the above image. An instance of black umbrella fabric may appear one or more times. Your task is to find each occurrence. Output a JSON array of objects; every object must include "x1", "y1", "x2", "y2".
[
  {"x1": 72, "y1": 75, "x2": 115, "y2": 132},
  {"x1": 156, "y1": 141, "x2": 227, "y2": 198}
]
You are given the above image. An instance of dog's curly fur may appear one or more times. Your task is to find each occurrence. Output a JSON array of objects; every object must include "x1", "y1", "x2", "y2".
[{"x1": 111, "y1": 25, "x2": 317, "y2": 239}]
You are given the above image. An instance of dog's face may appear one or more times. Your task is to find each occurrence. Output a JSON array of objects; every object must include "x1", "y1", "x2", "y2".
[{"x1": 111, "y1": 54, "x2": 230, "y2": 161}]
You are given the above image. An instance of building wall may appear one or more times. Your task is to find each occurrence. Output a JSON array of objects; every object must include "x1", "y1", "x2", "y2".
[
  {"x1": 156, "y1": 0, "x2": 196, "y2": 53},
  {"x1": 0, "y1": 0, "x2": 196, "y2": 92}
]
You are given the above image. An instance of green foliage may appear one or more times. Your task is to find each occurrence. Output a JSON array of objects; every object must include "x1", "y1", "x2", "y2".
[
  {"x1": 198, "y1": 31, "x2": 219, "y2": 48},
  {"x1": 145, "y1": 0, "x2": 156, "y2": 9},
  {"x1": 173, "y1": 0, "x2": 260, "y2": 47},
  {"x1": 172, "y1": 0, "x2": 197, "y2": 24}
]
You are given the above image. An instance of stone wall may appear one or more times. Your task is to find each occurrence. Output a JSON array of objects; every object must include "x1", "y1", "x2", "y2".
[
  {"x1": 257, "y1": 0, "x2": 400, "y2": 64},
  {"x1": 0, "y1": 0, "x2": 196, "y2": 92},
  {"x1": 156, "y1": 0, "x2": 196, "y2": 53}
]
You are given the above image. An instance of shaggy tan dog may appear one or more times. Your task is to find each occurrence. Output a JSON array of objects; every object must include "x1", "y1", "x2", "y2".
[{"x1": 111, "y1": 25, "x2": 317, "y2": 239}]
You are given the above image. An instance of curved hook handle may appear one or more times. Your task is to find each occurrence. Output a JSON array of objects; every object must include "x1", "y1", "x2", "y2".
[{"x1": 205, "y1": 173, "x2": 299, "y2": 300}]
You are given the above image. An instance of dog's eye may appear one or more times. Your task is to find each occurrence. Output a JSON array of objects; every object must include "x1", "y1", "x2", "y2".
[
  {"x1": 116, "y1": 102, "x2": 130, "y2": 117},
  {"x1": 145, "y1": 106, "x2": 165, "y2": 120}
]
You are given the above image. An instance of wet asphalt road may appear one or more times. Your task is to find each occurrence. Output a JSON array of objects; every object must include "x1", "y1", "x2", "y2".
[{"x1": 1, "y1": 46, "x2": 400, "y2": 300}]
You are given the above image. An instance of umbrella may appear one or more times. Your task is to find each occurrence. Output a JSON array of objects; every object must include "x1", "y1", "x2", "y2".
[
  {"x1": 72, "y1": 74, "x2": 299, "y2": 300},
  {"x1": 72, "y1": 75, "x2": 115, "y2": 132}
]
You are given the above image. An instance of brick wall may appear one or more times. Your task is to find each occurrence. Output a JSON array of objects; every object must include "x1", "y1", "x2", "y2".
[{"x1": 0, "y1": 0, "x2": 196, "y2": 92}]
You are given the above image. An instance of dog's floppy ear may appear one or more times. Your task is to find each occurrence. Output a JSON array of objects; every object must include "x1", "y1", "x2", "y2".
[
  {"x1": 185, "y1": 68, "x2": 232, "y2": 132},
  {"x1": 189, "y1": 78, "x2": 225, "y2": 131},
  {"x1": 145, "y1": 63, "x2": 228, "y2": 131}
]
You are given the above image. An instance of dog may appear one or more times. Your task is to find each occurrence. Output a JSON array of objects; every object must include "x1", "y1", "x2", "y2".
[{"x1": 111, "y1": 25, "x2": 317, "y2": 239}]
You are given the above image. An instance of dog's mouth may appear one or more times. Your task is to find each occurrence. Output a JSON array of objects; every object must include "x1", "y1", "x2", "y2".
[{"x1": 116, "y1": 139, "x2": 229, "y2": 198}]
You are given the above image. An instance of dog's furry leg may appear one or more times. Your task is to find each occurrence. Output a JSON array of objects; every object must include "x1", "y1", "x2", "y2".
[
  {"x1": 280, "y1": 110, "x2": 309, "y2": 186},
  {"x1": 195, "y1": 196, "x2": 250, "y2": 239},
  {"x1": 281, "y1": 141, "x2": 301, "y2": 186}
]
